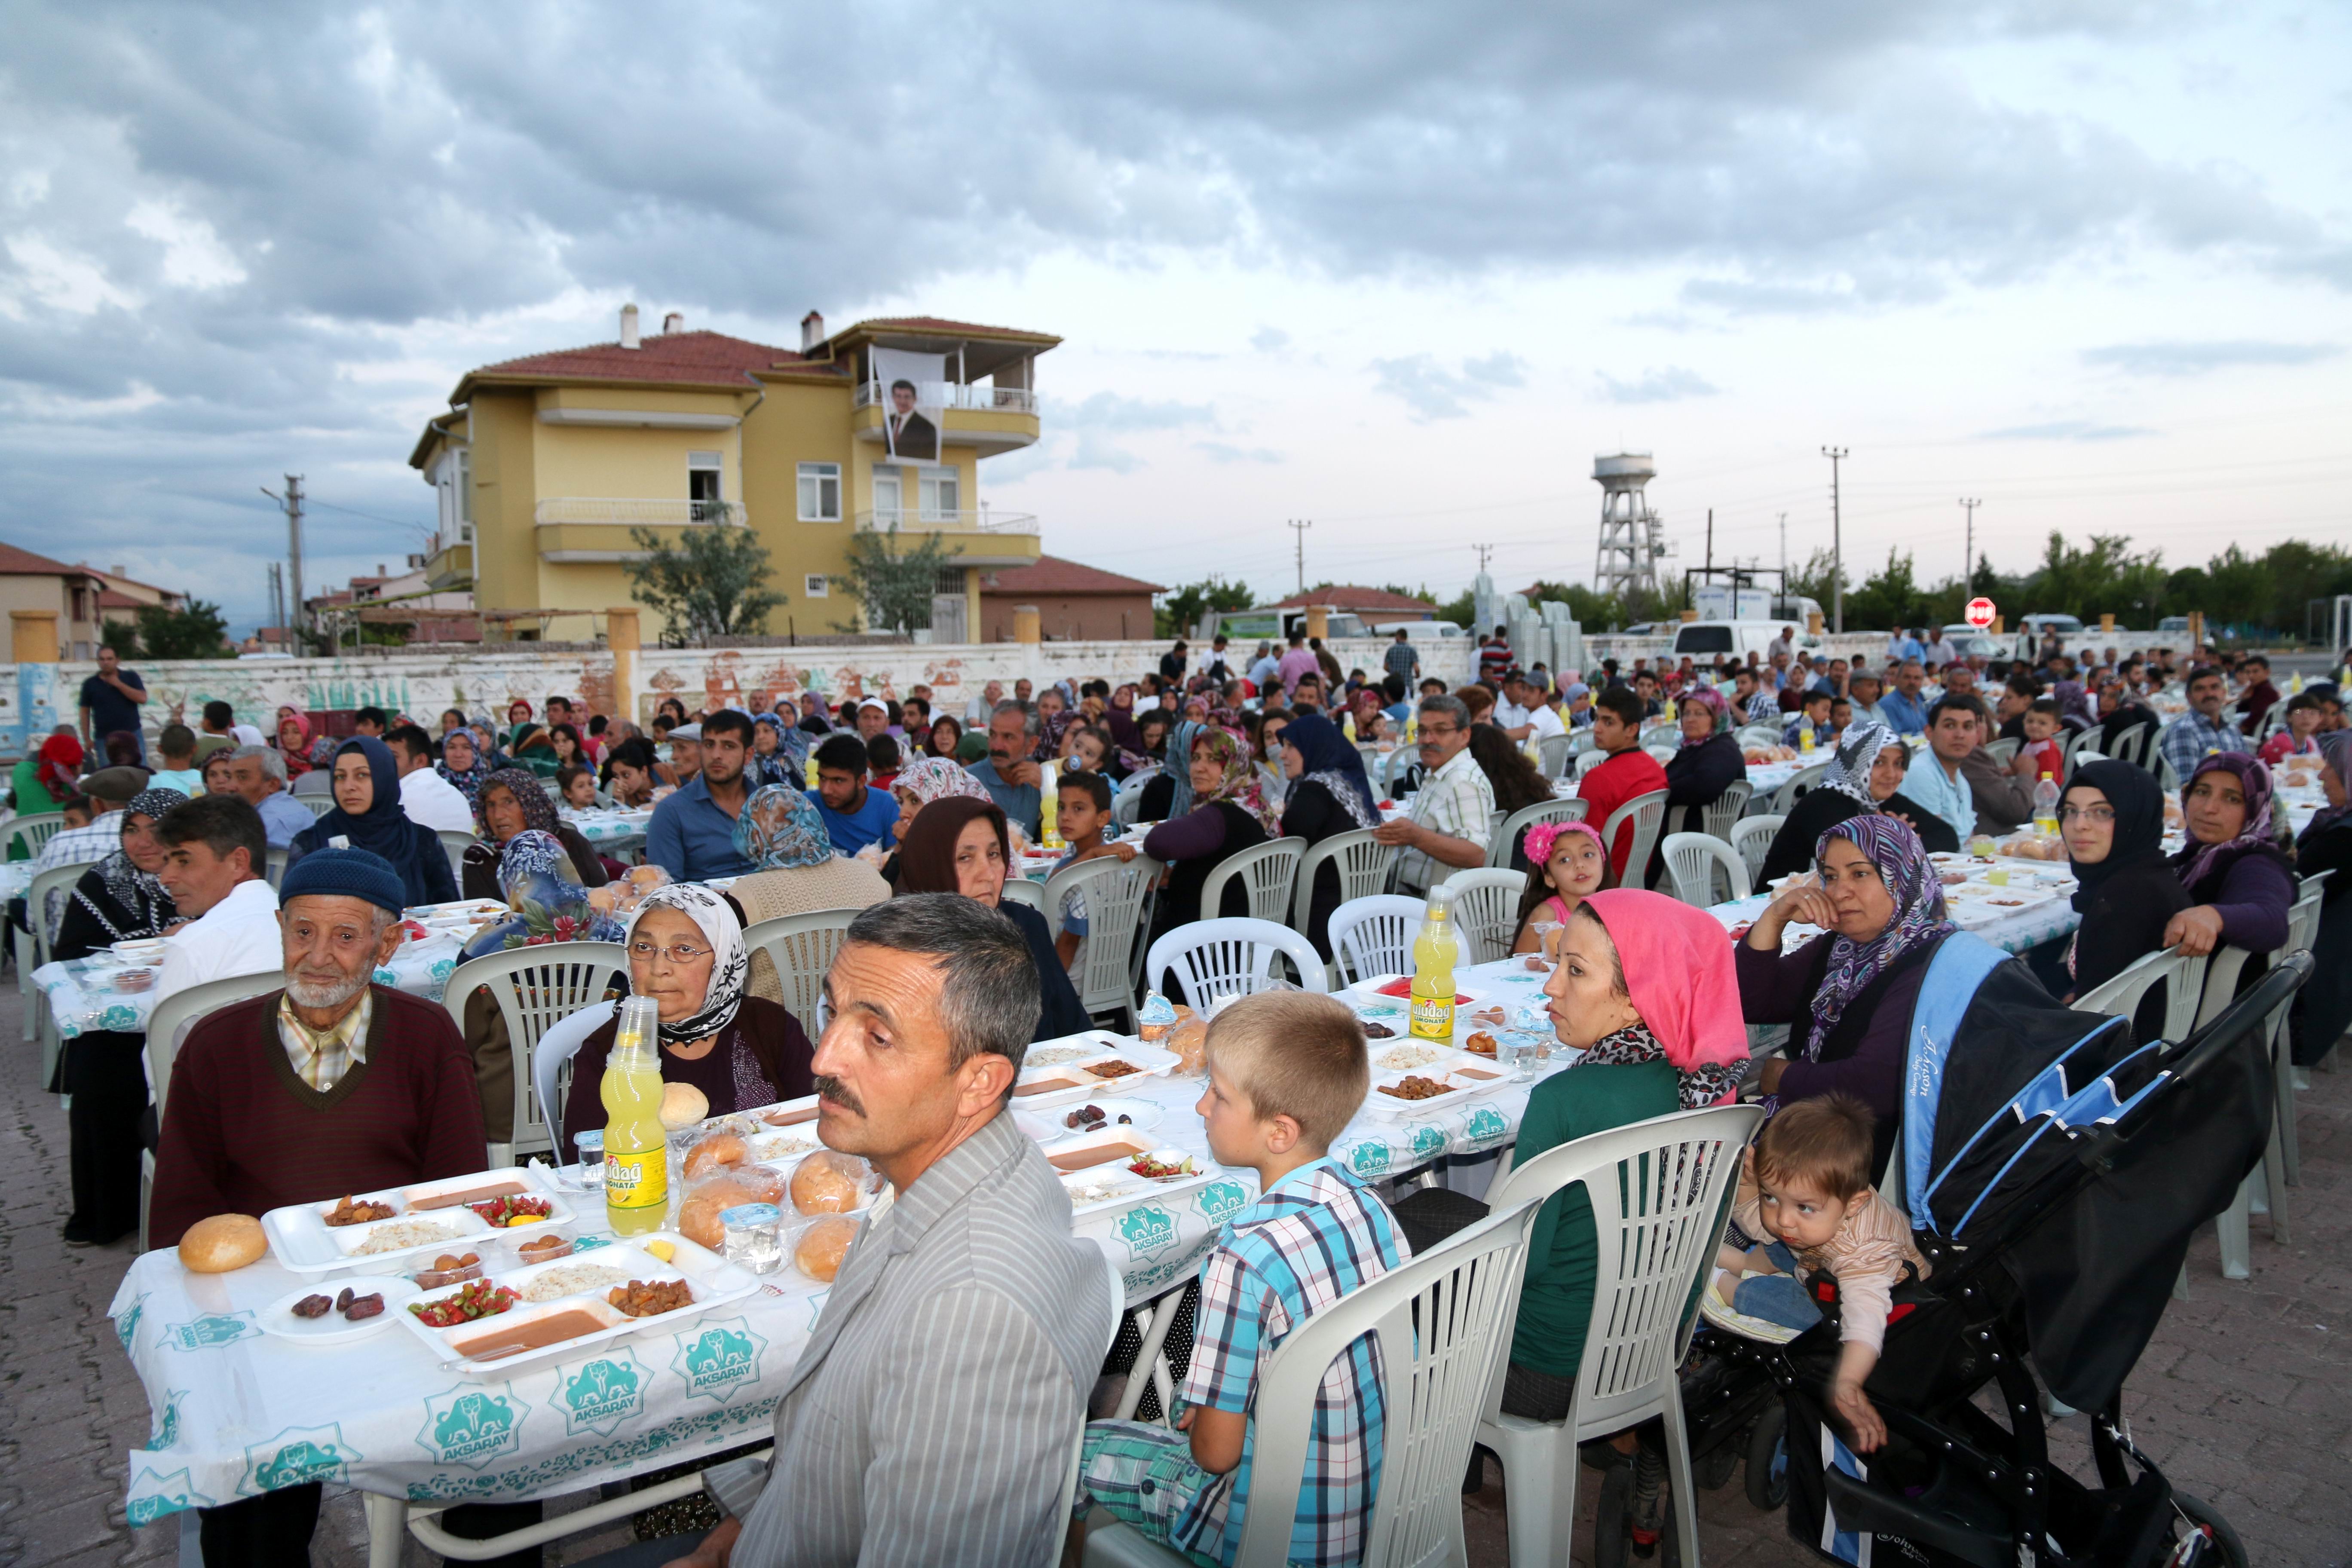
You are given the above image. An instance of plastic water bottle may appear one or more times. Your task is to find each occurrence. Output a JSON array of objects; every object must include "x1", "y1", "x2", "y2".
[
  {"x1": 2032, "y1": 771, "x2": 2060, "y2": 837},
  {"x1": 1409, "y1": 889, "x2": 1460, "y2": 1042}
]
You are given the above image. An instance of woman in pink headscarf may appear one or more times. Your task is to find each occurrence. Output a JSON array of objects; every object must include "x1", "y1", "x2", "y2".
[
  {"x1": 1392, "y1": 888, "x2": 1748, "y2": 1424},
  {"x1": 274, "y1": 707, "x2": 315, "y2": 779}
]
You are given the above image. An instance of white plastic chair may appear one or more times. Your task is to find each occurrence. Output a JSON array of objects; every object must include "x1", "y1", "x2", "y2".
[
  {"x1": 1699, "y1": 778, "x2": 1754, "y2": 840},
  {"x1": 140, "y1": 967, "x2": 290, "y2": 1249},
  {"x1": 2072, "y1": 945, "x2": 2205, "y2": 1044},
  {"x1": 3, "y1": 811, "x2": 66, "y2": 861},
  {"x1": 1111, "y1": 786, "x2": 1148, "y2": 831},
  {"x1": 436, "y1": 827, "x2": 477, "y2": 883},
  {"x1": 528, "y1": 1001, "x2": 615, "y2": 1158},
  {"x1": 441, "y1": 941, "x2": 628, "y2": 1167},
  {"x1": 1042, "y1": 854, "x2": 1163, "y2": 1029},
  {"x1": 20, "y1": 858, "x2": 100, "y2": 1060},
  {"x1": 1643, "y1": 745, "x2": 1678, "y2": 768},
  {"x1": 1596, "y1": 787, "x2": 1669, "y2": 890},
  {"x1": 1290, "y1": 829, "x2": 1399, "y2": 940},
  {"x1": 1769, "y1": 763, "x2": 1827, "y2": 814},
  {"x1": 1572, "y1": 748, "x2": 1610, "y2": 781},
  {"x1": 999, "y1": 876, "x2": 1045, "y2": 912},
  {"x1": 741, "y1": 909, "x2": 863, "y2": 1037},
  {"x1": 1328, "y1": 894, "x2": 1426, "y2": 988},
  {"x1": 1197, "y1": 836, "x2": 1306, "y2": 926},
  {"x1": 1143, "y1": 917, "x2": 1329, "y2": 1011},
  {"x1": 1730, "y1": 814, "x2": 1782, "y2": 886},
  {"x1": 299, "y1": 793, "x2": 337, "y2": 817},
  {"x1": 1476, "y1": 1104, "x2": 1764, "y2": 1568},
  {"x1": 1660, "y1": 831, "x2": 1750, "y2": 907},
  {"x1": 1433, "y1": 867, "x2": 1526, "y2": 965},
  {"x1": 2272, "y1": 877, "x2": 2328, "y2": 1188},
  {"x1": 1984, "y1": 737, "x2": 2021, "y2": 766},
  {"x1": 1537, "y1": 732, "x2": 1574, "y2": 779},
  {"x1": 2193, "y1": 946, "x2": 2275, "y2": 1280},
  {"x1": 1085, "y1": 1200, "x2": 1541, "y2": 1568},
  {"x1": 1488, "y1": 798, "x2": 1589, "y2": 869}
]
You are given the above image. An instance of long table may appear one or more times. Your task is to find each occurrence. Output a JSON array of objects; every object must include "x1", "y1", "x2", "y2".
[{"x1": 35, "y1": 927, "x2": 476, "y2": 1040}]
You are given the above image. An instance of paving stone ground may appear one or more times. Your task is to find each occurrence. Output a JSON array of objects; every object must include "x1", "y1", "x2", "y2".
[{"x1": 3, "y1": 979, "x2": 2346, "y2": 1567}]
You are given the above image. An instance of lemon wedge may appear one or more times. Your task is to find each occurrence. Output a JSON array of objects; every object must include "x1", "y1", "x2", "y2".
[
  {"x1": 646, "y1": 1240, "x2": 675, "y2": 1263},
  {"x1": 506, "y1": 1214, "x2": 545, "y2": 1227}
]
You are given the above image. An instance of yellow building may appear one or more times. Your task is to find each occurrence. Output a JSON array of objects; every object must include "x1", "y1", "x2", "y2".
[{"x1": 410, "y1": 306, "x2": 1054, "y2": 642}]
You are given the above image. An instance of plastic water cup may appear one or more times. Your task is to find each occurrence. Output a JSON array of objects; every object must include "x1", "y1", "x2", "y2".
[{"x1": 572, "y1": 1130, "x2": 605, "y2": 1192}]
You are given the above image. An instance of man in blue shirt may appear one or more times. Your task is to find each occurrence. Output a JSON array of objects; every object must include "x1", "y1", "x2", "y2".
[
  {"x1": 966, "y1": 701, "x2": 1043, "y2": 838},
  {"x1": 1877, "y1": 660, "x2": 1933, "y2": 737},
  {"x1": 808, "y1": 733, "x2": 897, "y2": 856},
  {"x1": 645, "y1": 709, "x2": 758, "y2": 880}
]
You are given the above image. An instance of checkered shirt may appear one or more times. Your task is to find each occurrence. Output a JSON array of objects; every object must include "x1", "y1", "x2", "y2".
[
  {"x1": 1399, "y1": 745, "x2": 1494, "y2": 894},
  {"x1": 35, "y1": 812, "x2": 126, "y2": 874},
  {"x1": 277, "y1": 989, "x2": 371, "y2": 1092},
  {"x1": 2159, "y1": 708, "x2": 2248, "y2": 781},
  {"x1": 1172, "y1": 1158, "x2": 1410, "y2": 1568}
]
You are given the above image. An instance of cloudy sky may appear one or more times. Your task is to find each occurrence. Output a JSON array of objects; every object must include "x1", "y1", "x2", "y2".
[{"x1": 3, "y1": 1, "x2": 2347, "y2": 630}]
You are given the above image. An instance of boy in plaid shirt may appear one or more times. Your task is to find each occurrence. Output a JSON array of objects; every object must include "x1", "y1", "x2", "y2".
[{"x1": 1071, "y1": 992, "x2": 1407, "y2": 1567}]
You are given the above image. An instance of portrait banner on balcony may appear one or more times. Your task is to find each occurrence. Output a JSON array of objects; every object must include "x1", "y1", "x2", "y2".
[{"x1": 870, "y1": 348, "x2": 945, "y2": 464}]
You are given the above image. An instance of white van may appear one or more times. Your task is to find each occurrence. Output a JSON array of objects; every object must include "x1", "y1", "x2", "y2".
[
  {"x1": 1372, "y1": 619, "x2": 1464, "y2": 639},
  {"x1": 1669, "y1": 621, "x2": 1818, "y2": 663}
]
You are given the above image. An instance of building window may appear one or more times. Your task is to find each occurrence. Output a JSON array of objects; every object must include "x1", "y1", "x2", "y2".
[
  {"x1": 934, "y1": 567, "x2": 966, "y2": 595},
  {"x1": 797, "y1": 462, "x2": 841, "y2": 522},
  {"x1": 804, "y1": 574, "x2": 830, "y2": 598},
  {"x1": 688, "y1": 451, "x2": 724, "y2": 521},
  {"x1": 456, "y1": 449, "x2": 473, "y2": 540},
  {"x1": 918, "y1": 467, "x2": 959, "y2": 521}
]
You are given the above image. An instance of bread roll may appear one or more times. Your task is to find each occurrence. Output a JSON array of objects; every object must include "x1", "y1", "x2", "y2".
[
  {"x1": 794, "y1": 1216, "x2": 858, "y2": 1283},
  {"x1": 790, "y1": 1151, "x2": 867, "y2": 1215},
  {"x1": 661, "y1": 1083, "x2": 712, "y2": 1132},
  {"x1": 179, "y1": 1214, "x2": 266, "y2": 1274},
  {"x1": 678, "y1": 1169, "x2": 787, "y2": 1249},
  {"x1": 681, "y1": 1130, "x2": 745, "y2": 1179}
]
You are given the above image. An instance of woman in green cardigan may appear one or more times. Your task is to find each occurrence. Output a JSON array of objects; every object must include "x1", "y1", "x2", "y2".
[
  {"x1": 1392, "y1": 887, "x2": 1749, "y2": 1419},
  {"x1": 9, "y1": 731, "x2": 84, "y2": 858}
]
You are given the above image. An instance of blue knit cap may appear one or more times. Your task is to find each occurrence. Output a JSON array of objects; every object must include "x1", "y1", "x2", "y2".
[{"x1": 279, "y1": 846, "x2": 408, "y2": 916}]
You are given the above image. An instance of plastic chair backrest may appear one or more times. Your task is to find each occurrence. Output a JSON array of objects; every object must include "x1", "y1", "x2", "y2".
[
  {"x1": 1984, "y1": 737, "x2": 2020, "y2": 766},
  {"x1": 300, "y1": 793, "x2": 337, "y2": 816},
  {"x1": 1232, "y1": 1200, "x2": 1540, "y2": 1568},
  {"x1": 741, "y1": 910, "x2": 861, "y2": 1036},
  {"x1": 264, "y1": 845, "x2": 288, "y2": 888},
  {"x1": 1483, "y1": 1104, "x2": 1763, "y2": 1438},
  {"x1": 1142, "y1": 917, "x2": 1330, "y2": 1011},
  {"x1": 1596, "y1": 788, "x2": 1669, "y2": 886},
  {"x1": 1112, "y1": 786, "x2": 1147, "y2": 830},
  {"x1": 1770, "y1": 763, "x2": 1827, "y2": 814},
  {"x1": 1573, "y1": 748, "x2": 1608, "y2": 780},
  {"x1": 1488, "y1": 799, "x2": 1590, "y2": 869},
  {"x1": 529, "y1": 1000, "x2": 617, "y2": 1158},
  {"x1": 1538, "y1": 732, "x2": 1574, "y2": 778},
  {"x1": 1660, "y1": 831, "x2": 1749, "y2": 907},
  {"x1": 1381, "y1": 746, "x2": 1418, "y2": 794},
  {"x1": 1042, "y1": 854, "x2": 1161, "y2": 1020},
  {"x1": 2191, "y1": 945, "x2": 2260, "y2": 1031},
  {"x1": 2072, "y1": 946, "x2": 2202, "y2": 1042},
  {"x1": 1327, "y1": 894, "x2": 1426, "y2": 987},
  {"x1": 1197, "y1": 836, "x2": 1305, "y2": 926},
  {"x1": 1050, "y1": 1254, "x2": 1130, "y2": 1567},
  {"x1": 147, "y1": 968, "x2": 288, "y2": 1125},
  {"x1": 1432, "y1": 867, "x2": 1526, "y2": 965},
  {"x1": 4, "y1": 812, "x2": 67, "y2": 861},
  {"x1": 435, "y1": 828, "x2": 475, "y2": 882},
  {"x1": 1730, "y1": 814, "x2": 1783, "y2": 883},
  {"x1": 1291, "y1": 829, "x2": 1398, "y2": 932},
  {"x1": 28, "y1": 859, "x2": 99, "y2": 955},
  {"x1": 998, "y1": 876, "x2": 1045, "y2": 912},
  {"x1": 441, "y1": 941, "x2": 628, "y2": 1159},
  {"x1": 1699, "y1": 779, "x2": 1753, "y2": 841}
]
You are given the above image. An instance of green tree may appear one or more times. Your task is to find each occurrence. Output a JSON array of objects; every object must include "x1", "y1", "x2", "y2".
[
  {"x1": 831, "y1": 525, "x2": 960, "y2": 635},
  {"x1": 1157, "y1": 576, "x2": 1256, "y2": 639},
  {"x1": 133, "y1": 600, "x2": 233, "y2": 660},
  {"x1": 1847, "y1": 548, "x2": 1929, "y2": 633},
  {"x1": 98, "y1": 619, "x2": 141, "y2": 658},
  {"x1": 623, "y1": 525, "x2": 784, "y2": 646}
]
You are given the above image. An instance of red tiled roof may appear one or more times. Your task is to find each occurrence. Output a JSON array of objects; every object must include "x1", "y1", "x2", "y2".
[
  {"x1": 467, "y1": 329, "x2": 812, "y2": 388},
  {"x1": 0, "y1": 542, "x2": 89, "y2": 576},
  {"x1": 844, "y1": 315, "x2": 1056, "y2": 341},
  {"x1": 980, "y1": 555, "x2": 1165, "y2": 596},
  {"x1": 96, "y1": 590, "x2": 143, "y2": 609},
  {"x1": 1268, "y1": 585, "x2": 1437, "y2": 614}
]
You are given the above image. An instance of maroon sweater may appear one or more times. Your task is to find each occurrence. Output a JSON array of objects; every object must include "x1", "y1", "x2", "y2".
[{"x1": 149, "y1": 986, "x2": 488, "y2": 1249}]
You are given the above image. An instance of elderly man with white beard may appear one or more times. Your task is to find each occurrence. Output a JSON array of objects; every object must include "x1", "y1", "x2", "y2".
[{"x1": 148, "y1": 846, "x2": 488, "y2": 1562}]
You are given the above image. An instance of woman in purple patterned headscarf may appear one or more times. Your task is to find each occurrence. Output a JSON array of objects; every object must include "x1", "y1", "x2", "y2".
[{"x1": 2163, "y1": 752, "x2": 2294, "y2": 957}]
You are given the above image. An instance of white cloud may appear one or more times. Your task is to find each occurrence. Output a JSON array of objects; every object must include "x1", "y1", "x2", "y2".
[{"x1": 1597, "y1": 365, "x2": 1719, "y2": 404}]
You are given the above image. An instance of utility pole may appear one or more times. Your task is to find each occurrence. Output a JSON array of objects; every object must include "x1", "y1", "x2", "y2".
[
  {"x1": 1959, "y1": 498, "x2": 1981, "y2": 590},
  {"x1": 1777, "y1": 513, "x2": 1787, "y2": 580},
  {"x1": 1703, "y1": 509, "x2": 1714, "y2": 576},
  {"x1": 1287, "y1": 518, "x2": 1312, "y2": 594},
  {"x1": 261, "y1": 475, "x2": 306, "y2": 651},
  {"x1": 1820, "y1": 447, "x2": 1848, "y2": 633},
  {"x1": 1471, "y1": 543, "x2": 1495, "y2": 572}
]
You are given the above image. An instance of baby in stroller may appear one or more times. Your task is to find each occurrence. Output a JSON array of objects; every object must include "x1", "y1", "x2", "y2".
[{"x1": 1708, "y1": 1093, "x2": 1928, "y2": 1454}]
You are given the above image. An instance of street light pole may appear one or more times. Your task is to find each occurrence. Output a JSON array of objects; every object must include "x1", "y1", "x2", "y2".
[{"x1": 1821, "y1": 447, "x2": 1848, "y2": 633}]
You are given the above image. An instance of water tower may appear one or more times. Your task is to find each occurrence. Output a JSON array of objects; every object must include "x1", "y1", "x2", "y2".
[{"x1": 1593, "y1": 452, "x2": 1668, "y2": 605}]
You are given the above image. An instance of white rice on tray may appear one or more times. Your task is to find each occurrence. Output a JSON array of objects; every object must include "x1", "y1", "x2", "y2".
[
  {"x1": 519, "y1": 1264, "x2": 632, "y2": 1303},
  {"x1": 1375, "y1": 1045, "x2": 1446, "y2": 1072},
  {"x1": 352, "y1": 1219, "x2": 460, "y2": 1255},
  {"x1": 1024, "y1": 1045, "x2": 1100, "y2": 1068},
  {"x1": 750, "y1": 1132, "x2": 820, "y2": 1162}
]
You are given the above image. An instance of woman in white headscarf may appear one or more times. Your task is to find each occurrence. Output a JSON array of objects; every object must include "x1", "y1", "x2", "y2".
[{"x1": 560, "y1": 883, "x2": 814, "y2": 1138}]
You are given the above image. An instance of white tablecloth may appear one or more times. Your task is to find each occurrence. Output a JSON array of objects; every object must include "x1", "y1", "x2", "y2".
[
  {"x1": 35, "y1": 931, "x2": 470, "y2": 1040},
  {"x1": 1705, "y1": 854, "x2": 2083, "y2": 957},
  {"x1": 560, "y1": 808, "x2": 654, "y2": 849},
  {"x1": 106, "y1": 955, "x2": 1568, "y2": 1524}
]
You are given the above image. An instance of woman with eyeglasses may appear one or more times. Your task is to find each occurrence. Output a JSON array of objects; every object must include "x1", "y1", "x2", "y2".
[
  {"x1": 2056, "y1": 760, "x2": 2190, "y2": 1004},
  {"x1": 560, "y1": 883, "x2": 813, "y2": 1137}
]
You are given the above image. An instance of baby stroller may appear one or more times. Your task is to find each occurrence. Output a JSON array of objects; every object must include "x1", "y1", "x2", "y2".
[{"x1": 1612, "y1": 934, "x2": 2296, "y2": 1567}]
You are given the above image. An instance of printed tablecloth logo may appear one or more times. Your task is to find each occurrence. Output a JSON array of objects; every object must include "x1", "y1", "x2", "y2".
[
  {"x1": 115, "y1": 1292, "x2": 148, "y2": 1352},
  {"x1": 1409, "y1": 1124, "x2": 1448, "y2": 1160},
  {"x1": 164, "y1": 1311, "x2": 257, "y2": 1351},
  {"x1": 418, "y1": 1384, "x2": 532, "y2": 1470},
  {"x1": 146, "y1": 1389, "x2": 188, "y2": 1451},
  {"x1": 239, "y1": 1424, "x2": 358, "y2": 1495},
  {"x1": 555, "y1": 1353, "x2": 647, "y2": 1437},
  {"x1": 1117, "y1": 1204, "x2": 1178, "y2": 1262},
  {"x1": 672, "y1": 1318, "x2": 768, "y2": 1405},
  {"x1": 1348, "y1": 1141, "x2": 1391, "y2": 1177},
  {"x1": 1463, "y1": 1107, "x2": 1509, "y2": 1148},
  {"x1": 127, "y1": 1470, "x2": 215, "y2": 1526},
  {"x1": 1191, "y1": 1181, "x2": 1250, "y2": 1226},
  {"x1": 101, "y1": 1002, "x2": 141, "y2": 1031}
]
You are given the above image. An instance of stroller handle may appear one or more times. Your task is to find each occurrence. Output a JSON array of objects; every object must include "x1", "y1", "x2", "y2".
[{"x1": 2153, "y1": 949, "x2": 2310, "y2": 1092}]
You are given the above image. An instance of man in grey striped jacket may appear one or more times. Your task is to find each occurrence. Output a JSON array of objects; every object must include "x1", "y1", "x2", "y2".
[{"x1": 692, "y1": 895, "x2": 1114, "y2": 1568}]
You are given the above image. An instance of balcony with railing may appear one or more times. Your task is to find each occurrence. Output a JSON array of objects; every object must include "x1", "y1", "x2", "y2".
[
  {"x1": 852, "y1": 507, "x2": 1041, "y2": 567},
  {"x1": 852, "y1": 380, "x2": 1037, "y2": 415},
  {"x1": 533, "y1": 498, "x2": 747, "y2": 526}
]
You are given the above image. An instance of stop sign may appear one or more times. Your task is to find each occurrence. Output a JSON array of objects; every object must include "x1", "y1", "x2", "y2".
[{"x1": 1965, "y1": 597, "x2": 1996, "y2": 629}]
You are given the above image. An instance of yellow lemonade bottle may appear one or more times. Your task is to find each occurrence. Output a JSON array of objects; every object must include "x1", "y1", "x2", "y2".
[
  {"x1": 1408, "y1": 889, "x2": 1460, "y2": 1042},
  {"x1": 603, "y1": 996, "x2": 669, "y2": 1235},
  {"x1": 804, "y1": 751, "x2": 821, "y2": 790},
  {"x1": 1039, "y1": 759, "x2": 1063, "y2": 850}
]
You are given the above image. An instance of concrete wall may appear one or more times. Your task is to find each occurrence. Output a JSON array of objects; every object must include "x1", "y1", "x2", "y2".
[{"x1": 979, "y1": 594, "x2": 1157, "y2": 644}]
